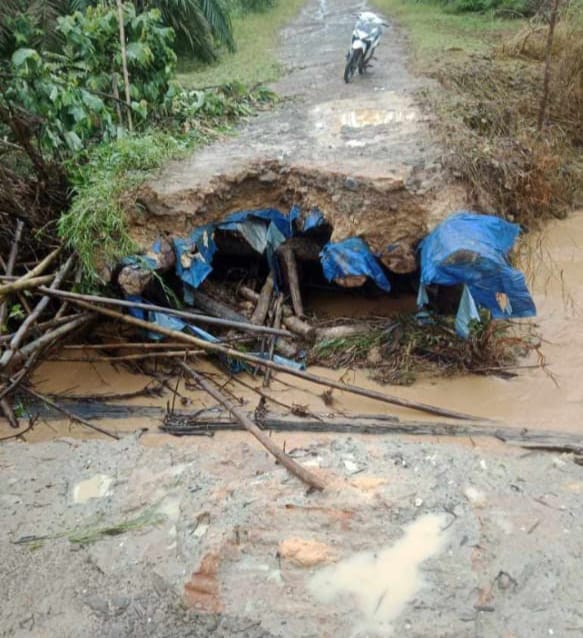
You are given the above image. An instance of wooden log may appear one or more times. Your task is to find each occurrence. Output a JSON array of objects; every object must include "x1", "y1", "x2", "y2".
[
  {"x1": 283, "y1": 315, "x2": 315, "y2": 341},
  {"x1": 251, "y1": 273, "x2": 274, "y2": 325},
  {"x1": 59, "y1": 297, "x2": 483, "y2": 422},
  {"x1": 179, "y1": 362, "x2": 326, "y2": 491},
  {"x1": 278, "y1": 243, "x2": 304, "y2": 317},
  {"x1": 160, "y1": 411, "x2": 583, "y2": 454},
  {"x1": 187, "y1": 289, "x2": 251, "y2": 324},
  {"x1": 240, "y1": 285, "x2": 314, "y2": 339},
  {"x1": 316, "y1": 324, "x2": 371, "y2": 340}
]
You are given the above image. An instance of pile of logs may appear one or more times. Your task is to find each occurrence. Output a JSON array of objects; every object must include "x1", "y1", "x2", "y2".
[{"x1": 0, "y1": 222, "x2": 97, "y2": 429}]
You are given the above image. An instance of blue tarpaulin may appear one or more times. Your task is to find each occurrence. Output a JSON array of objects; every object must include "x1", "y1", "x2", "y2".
[
  {"x1": 320, "y1": 237, "x2": 391, "y2": 292},
  {"x1": 418, "y1": 211, "x2": 536, "y2": 336}
]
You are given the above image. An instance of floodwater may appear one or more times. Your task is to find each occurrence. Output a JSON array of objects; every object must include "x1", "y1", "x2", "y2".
[
  {"x1": 309, "y1": 513, "x2": 448, "y2": 636},
  {"x1": 14, "y1": 211, "x2": 583, "y2": 441}
]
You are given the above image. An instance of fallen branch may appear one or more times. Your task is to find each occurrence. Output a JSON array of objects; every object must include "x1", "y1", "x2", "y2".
[
  {"x1": 60, "y1": 297, "x2": 483, "y2": 422},
  {"x1": 178, "y1": 362, "x2": 326, "y2": 491}
]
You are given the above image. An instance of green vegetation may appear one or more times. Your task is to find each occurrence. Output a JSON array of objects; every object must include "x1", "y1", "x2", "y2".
[
  {"x1": 310, "y1": 315, "x2": 538, "y2": 385},
  {"x1": 373, "y1": 0, "x2": 520, "y2": 66},
  {"x1": 374, "y1": 0, "x2": 583, "y2": 225},
  {"x1": 60, "y1": 84, "x2": 276, "y2": 280},
  {"x1": 1, "y1": 0, "x2": 283, "y2": 282},
  {"x1": 176, "y1": 0, "x2": 306, "y2": 87}
]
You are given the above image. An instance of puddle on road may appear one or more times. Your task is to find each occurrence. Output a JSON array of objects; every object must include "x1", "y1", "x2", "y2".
[
  {"x1": 339, "y1": 108, "x2": 418, "y2": 129},
  {"x1": 73, "y1": 474, "x2": 113, "y2": 504},
  {"x1": 309, "y1": 513, "x2": 448, "y2": 636}
]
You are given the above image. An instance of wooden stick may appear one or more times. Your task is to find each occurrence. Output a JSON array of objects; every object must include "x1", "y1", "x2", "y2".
[
  {"x1": 36, "y1": 287, "x2": 290, "y2": 338},
  {"x1": 278, "y1": 244, "x2": 304, "y2": 317},
  {"x1": 0, "y1": 256, "x2": 74, "y2": 370},
  {"x1": 21, "y1": 387, "x2": 120, "y2": 440},
  {"x1": 251, "y1": 273, "x2": 274, "y2": 325},
  {"x1": 19, "y1": 314, "x2": 92, "y2": 360},
  {"x1": 55, "y1": 349, "x2": 205, "y2": 363},
  {"x1": 115, "y1": 0, "x2": 133, "y2": 131},
  {"x1": 161, "y1": 411, "x2": 583, "y2": 453},
  {"x1": 241, "y1": 284, "x2": 314, "y2": 339},
  {"x1": 0, "y1": 275, "x2": 54, "y2": 296},
  {"x1": 179, "y1": 362, "x2": 326, "y2": 491},
  {"x1": 20, "y1": 247, "x2": 61, "y2": 282},
  {"x1": 62, "y1": 341, "x2": 199, "y2": 351},
  {"x1": 0, "y1": 219, "x2": 24, "y2": 329},
  {"x1": 0, "y1": 314, "x2": 81, "y2": 344},
  {"x1": 264, "y1": 294, "x2": 283, "y2": 388},
  {"x1": 0, "y1": 397, "x2": 18, "y2": 428},
  {"x1": 61, "y1": 298, "x2": 483, "y2": 422}
]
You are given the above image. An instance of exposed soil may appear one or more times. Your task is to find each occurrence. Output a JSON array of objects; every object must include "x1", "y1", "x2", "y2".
[{"x1": 2, "y1": 2, "x2": 583, "y2": 638}]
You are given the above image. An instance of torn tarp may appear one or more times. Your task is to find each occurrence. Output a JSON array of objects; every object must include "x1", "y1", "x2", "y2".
[
  {"x1": 418, "y1": 211, "x2": 536, "y2": 336},
  {"x1": 173, "y1": 225, "x2": 216, "y2": 290},
  {"x1": 320, "y1": 237, "x2": 391, "y2": 292}
]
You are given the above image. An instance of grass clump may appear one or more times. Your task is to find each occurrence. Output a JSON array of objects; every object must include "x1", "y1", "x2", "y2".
[
  {"x1": 310, "y1": 314, "x2": 539, "y2": 385},
  {"x1": 176, "y1": 0, "x2": 307, "y2": 87}
]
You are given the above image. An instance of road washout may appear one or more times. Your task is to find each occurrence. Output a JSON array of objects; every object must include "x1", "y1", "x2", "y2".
[{"x1": 2, "y1": 1, "x2": 583, "y2": 637}]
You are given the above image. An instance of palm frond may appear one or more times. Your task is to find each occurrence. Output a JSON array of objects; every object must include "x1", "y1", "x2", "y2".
[{"x1": 199, "y1": 0, "x2": 235, "y2": 52}]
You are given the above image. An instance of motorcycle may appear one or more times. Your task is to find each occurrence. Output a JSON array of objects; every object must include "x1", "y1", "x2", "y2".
[{"x1": 344, "y1": 11, "x2": 389, "y2": 84}]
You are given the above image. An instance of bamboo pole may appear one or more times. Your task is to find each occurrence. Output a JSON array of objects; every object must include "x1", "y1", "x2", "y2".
[
  {"x1": 179, "y1": 363, "x2": 326, "y2": 491},
  {"x1": 115, "y1": 0, "x2": 133, "y2": 131}
]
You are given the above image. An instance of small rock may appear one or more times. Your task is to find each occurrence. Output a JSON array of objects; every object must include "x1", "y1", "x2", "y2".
[
  {"x1": 278, "y1": 538, "x2": 336, "y2": 568},
  {"x1": 183, "y1": 552, "x2": 223, "y2": 613},
  {"x1": 343, "y1": 177, "x2": 358, "y2": 191},
  {"x1": 464, "y1": 486, "x2": 487, "y2": 507},
  {"x1": 367, "y1": 346, "x2": 383, "y2": 365}
]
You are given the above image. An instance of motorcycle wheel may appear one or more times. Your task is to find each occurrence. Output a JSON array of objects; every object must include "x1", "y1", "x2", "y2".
[{"x1": 344, "y1": 49, "x2": 362, "y2": 83}]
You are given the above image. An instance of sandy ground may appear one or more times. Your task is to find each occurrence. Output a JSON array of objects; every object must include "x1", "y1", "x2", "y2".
[{"x1": 2, "y1": 1, "x2": 583, "y2": 637}]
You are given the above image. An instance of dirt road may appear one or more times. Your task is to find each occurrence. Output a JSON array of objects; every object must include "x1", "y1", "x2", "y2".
[{"x1": 2, "y1": 3, "x2": 583, "y2": 638}]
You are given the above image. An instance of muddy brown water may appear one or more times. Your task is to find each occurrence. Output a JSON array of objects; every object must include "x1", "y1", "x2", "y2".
[{"x1": 18, "y1": 210, "x2": 583, "y2": 442}]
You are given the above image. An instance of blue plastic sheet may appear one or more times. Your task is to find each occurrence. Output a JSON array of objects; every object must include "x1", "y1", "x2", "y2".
[
  {"x1": 320, "y1": 237, "x2": 391, "y2": 292},
  {"x1": 418, "y1": 212, "x2": 536, "y2": 335},
  {"x1": 173, "y1": 225, "x2": 216, "y2": 290}
]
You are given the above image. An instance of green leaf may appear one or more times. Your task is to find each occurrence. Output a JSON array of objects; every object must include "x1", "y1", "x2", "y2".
[
  {"x1": 12, "y1": 48, "x2": 40, "y2": 68},
  {"x1": 126, "y1": 41, "x2": 151, "y2": 64},
  {"x1": 64, "y1": 130, "x2": 83, "y2": 152},
  {"x1": 81, "y1": 90, "x2": 104, "y2": 112}
]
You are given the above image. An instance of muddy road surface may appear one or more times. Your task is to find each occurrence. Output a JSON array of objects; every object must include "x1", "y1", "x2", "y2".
[{"x1": 2, "y1": 2, "x2": 583, "y2": 638}]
